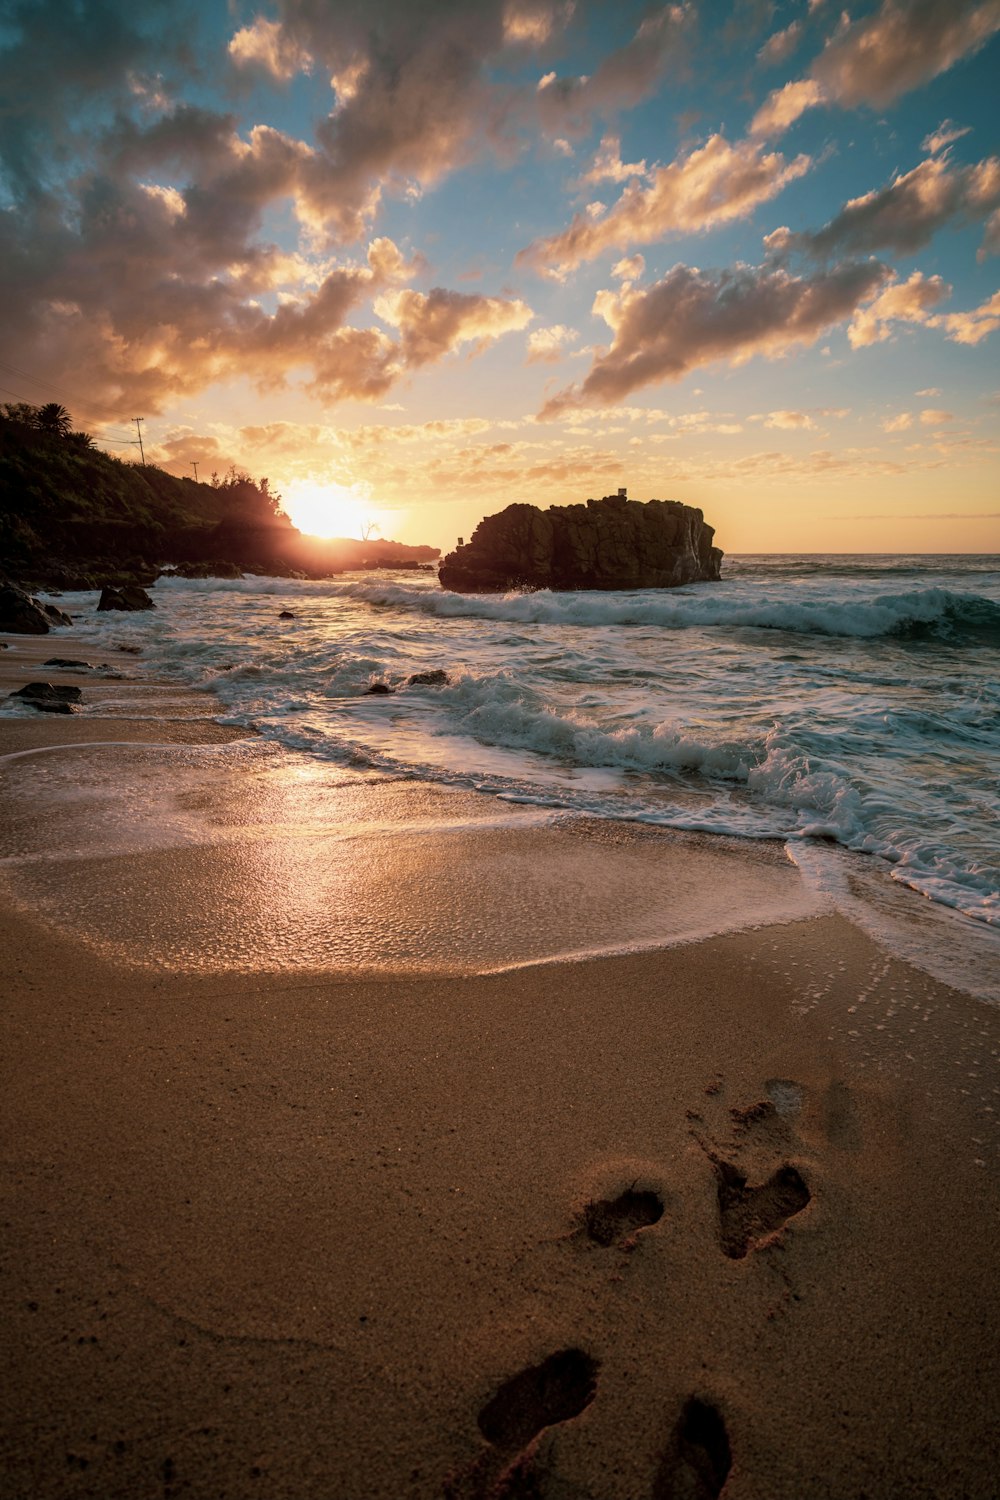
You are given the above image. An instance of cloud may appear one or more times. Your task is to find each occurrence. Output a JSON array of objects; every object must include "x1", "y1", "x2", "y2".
[
  {"x1": 928, "y1": 289, "x2": 1000, "y2": 344},
  {"x1": 844, "y1": 274, "x2": 1000, "y2": 348},
  {"x1": 539, "y1": 257, "x2": 891, "y2": 413},
  {"x1": 811, "y1": 0, "x2": 1000, "y2": 109},
  {"x1": 0, "y1": 0, "x2": 190, "y2": 203},
  {"x1": 922, "y1": 119, "x2": 973, "y2": 154},
  {"x1": 526, "y1": 324, "x2": 578, "y2": 361},
  {"x1": 228, "y1": 17, "x2": 312, "y2": 81},
  {"x1": 919, "y1": 408, "x2": 954, "y2": 425},
  {"x1": 373, "y1": 287, "x2": 533, "y2": 366},
  {"x1": 577, "y1": 134, "x2": 647, "y2": 185},
  {"x1": 916, "y1": 387, "x2": 941, "y2": 396},
  {"x1": 882, "y1": 412, "x2": 913, "y2": 431},
  {"x1": 757, "y1": 21, "x2": 802, "y2": 67},
  {"x1": 751, "y1": 1, "x2": 1000, "y2": 140},
  {"x1": 534, "y1": 6, "x2": 694, "y2": 135},
  {"x1": 749, "y1": 79, "x2": 824, "y2": 138},
  {"x1": 847, "y1": 270, "x2": 950, "y2": 346},
  {"x1": 612, "y1": 254, "x2": 645, "y2": 281},
  {"x1": 761, "y1": 409, "x2": 816, "y2": 429},
  {"x1": 768, "y1": 153, "x2": 1000, "y2": 260},
  {"x1": 503, "y1": 1, "x2": 575, "y2": 47},
  {"x1": 518, "y1": 133, "x2": 811, "y2": 273},
  {"x1": 982, "y1": 207, "x2": 1000, "y2": 259}
]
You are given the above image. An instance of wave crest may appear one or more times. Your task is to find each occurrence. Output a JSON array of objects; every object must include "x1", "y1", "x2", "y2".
[{"x1": 335, "y1": 581, "x2": 1000, "y2": 643}]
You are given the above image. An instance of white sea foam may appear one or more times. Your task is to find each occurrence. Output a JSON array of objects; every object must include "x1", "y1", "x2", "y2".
[{"x1": 44, "y1": 555, "x2": 1000, "y2": 989}]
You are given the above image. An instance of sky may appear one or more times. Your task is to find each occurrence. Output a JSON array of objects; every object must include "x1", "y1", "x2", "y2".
[{"x1": 0, "y1": 0, "x2": 998, "y2": 554}]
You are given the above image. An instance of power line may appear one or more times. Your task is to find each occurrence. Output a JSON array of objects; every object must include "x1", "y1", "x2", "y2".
[
  {"x1": 0, "y1": 382, "x2": 141, "y2": 448},
  {"x1": 133, "y1": 417, "x2": 145, "y2": 466},
  {"x1": 0, "y1": 359, "x2": 140, "y2": 442}
]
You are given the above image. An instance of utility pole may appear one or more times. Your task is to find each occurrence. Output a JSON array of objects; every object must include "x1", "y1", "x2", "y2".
[
  {"x1": 133, "y1": 417, "x2": 145, "y2": 466},
  {"x1": 190, "y1": 461, "x2": 199, "y2": 482}
]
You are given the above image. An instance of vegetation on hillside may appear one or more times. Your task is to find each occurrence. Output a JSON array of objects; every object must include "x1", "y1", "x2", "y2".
[{"x1": 0, "y1": 405, "x2": 437, "y2": 583}]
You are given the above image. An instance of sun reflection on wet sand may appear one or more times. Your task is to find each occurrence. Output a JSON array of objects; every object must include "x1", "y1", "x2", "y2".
[{"x1": 0, "y1": 741, "x2": 822, "y2": 976}]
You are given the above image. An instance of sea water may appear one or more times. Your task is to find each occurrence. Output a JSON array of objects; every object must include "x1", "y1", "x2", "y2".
[{"x1": 22, "y1": 554, "x2": 1000, "y2": 994}]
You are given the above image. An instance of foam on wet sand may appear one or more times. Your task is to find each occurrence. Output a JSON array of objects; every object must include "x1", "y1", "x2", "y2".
[{"x1": 2, "y1": 631, "x2": 998, "y2": 1499}]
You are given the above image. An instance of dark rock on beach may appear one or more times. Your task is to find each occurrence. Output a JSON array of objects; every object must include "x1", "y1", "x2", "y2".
[
  {"x1": 0, "y1": 582, "x2": 60, "y2": 633},
  {"x1": 42, "y1": 601, "x2": 73, "y2": 626},
  {"x1": 97, "y1": 585, "x2": 155, "y2": 611},
  {"x1": 43, "y1": 658, "x2": 96, "y2": 669},
  {"x1": 365, "y1": 682, "x2": 394, "y2": 695},
  {"x1": 407, "y1": 669, "x2": 449, "y2": 686},
  {"x1": 11, "y1": 682, "x2": 83, "y2": 714},
  {"x1": 278, "y1": 609, "x2": 296, "y2": 619},
  {"x1": 438, "y1": 490, "x2": 723, "y2": 593}
]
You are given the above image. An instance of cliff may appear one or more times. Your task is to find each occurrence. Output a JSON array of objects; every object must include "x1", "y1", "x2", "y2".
[{"x1": 438, "y1": 491, "x2": 723, "y2": 593}]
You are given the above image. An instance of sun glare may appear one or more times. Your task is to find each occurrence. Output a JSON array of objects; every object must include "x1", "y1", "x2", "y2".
[{"x1": 282, "y1": 479, "x2": 375, "y2": 540}]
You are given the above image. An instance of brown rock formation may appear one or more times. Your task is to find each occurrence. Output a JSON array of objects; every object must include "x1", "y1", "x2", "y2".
[{"x1": 438, "y1": 491, "x2": 723, "y2": 593}]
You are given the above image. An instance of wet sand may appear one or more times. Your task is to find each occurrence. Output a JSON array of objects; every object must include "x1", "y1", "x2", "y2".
[{"x1": 2, "y1": 630, "x2": 999, "y2": 1499}]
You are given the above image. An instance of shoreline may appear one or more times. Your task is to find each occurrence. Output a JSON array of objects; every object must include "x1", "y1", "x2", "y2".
[{"x1": 2, "y1": 628, "x2": 999, "y2": 1498}]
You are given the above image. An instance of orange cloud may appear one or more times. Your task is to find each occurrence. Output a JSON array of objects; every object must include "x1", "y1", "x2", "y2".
[
  {"x1": 228, "y1": 17, "x2": 312, "y2": 81},
  {"x1": 845, "y1": 275, "x2": 1000, "y2": 349},
  {"x1": 922, "y1": 119, "x2": 973, "y2": 154},
  {"x1": 518, "y1": 134, "x2": 811, "y2": 273},
  {"x1": 928, "y1": 289, "x2": 1000, "y2": 344},
  {"x1": 812, "y1": 0, "x2": 1000, "y2": 108},
  {"x1": 502, "y1": 1, "x2": 574, "y2": 47},
  {"x1": 762, "y1": 410, "x2": 816, "y2": 430},
  {"x1": 757, "y1": 21, "x2": 802, "y2": 68},
  {"x1": 847, "y1": 271, "x2": 951, "y2": 347},
  {"x1": 534, "y1": 6, "x2": 693, "y2": 136},
  {"x1": 526, "y1": 324, "x2": 579, "y2": 362},
  {"x1": 750, "y1": 79, "x2": 824, "y2": 138},
  {"x1": 576, "y1": 134, "x2": 648, "y2": 185},
  {"x1": 751, "y1": 1, "x2": 1000, "y2": 140},
  {"x1": 770, "y1": 154, "x2": 1000, "y2": 260},
  {"x1": 373, "y1": 288, "x2": 533, "y2": 366},
  {"x1": 539, "y1": 258, "x2": 891, "y2": 413}
]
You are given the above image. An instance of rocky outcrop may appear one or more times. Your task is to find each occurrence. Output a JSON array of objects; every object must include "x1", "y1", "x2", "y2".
[
  {"x1": 10, "y1": 682, "x2": 82, "y2": 713},
  {"x1": 97, "y1": 585, "x2": 154, "y2": 611},
  {"x1": 438, "y1": 492, "x2": 723, "y2": 593},
  {"x1": 0, "y1": 582, "x2": 64, "y2": 633}
]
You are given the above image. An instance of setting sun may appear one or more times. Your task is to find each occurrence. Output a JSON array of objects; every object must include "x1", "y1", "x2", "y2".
[{"x1": 281, "y1": 479, "x2": 378, "y2": 540}]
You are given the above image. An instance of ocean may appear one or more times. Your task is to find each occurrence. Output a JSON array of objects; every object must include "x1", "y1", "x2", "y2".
[{"x1": 25, "y1": 553, "x2": 1000, "y2": 998}]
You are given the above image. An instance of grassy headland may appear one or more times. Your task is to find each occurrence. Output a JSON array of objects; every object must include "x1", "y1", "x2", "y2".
[{"x1": 0, "y1": 405, "x2": 437, "y2": 585}]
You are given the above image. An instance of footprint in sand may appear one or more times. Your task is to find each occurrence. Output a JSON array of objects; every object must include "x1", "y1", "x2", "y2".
[
  {"x1": 477, "y1": 1348, "x2": 599, "y2": 1452},
  {"x1": 652, "y1": 1397, "x2": 732, "y2": 1500},
  {"x1": 715, "y1": 1159, "x2": 811, "y2": 1260},
  {"x1": 582, "y1": 1187, "x2": 664, "y2": 1247}
]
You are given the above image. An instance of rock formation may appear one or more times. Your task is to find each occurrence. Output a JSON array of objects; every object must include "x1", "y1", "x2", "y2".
[
  {"x1": 10, "y1": 682, "x2": 82, "y2": 713},
  {"x1": 97, "y1": 584, "x2": 154, "y2": 611},
  {"x1": 0, "y1": 582, "x2": 70, "y2": 632},
  {"x1": 438, "y1": 491, "x2": 723, "y2": 593}
]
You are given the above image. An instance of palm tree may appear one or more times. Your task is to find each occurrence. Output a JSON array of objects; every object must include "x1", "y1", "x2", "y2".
[{"x1": 35, "y1": 403, "x2": 72, "y2": 438}]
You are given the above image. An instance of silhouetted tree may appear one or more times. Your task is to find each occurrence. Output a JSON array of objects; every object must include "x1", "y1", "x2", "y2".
[
  {"x1": 35, "y1": 403, "x2": 72, "y2": 438},
  {"x1": 2, "y1": 401, "x2": 40, "y2": 426}
]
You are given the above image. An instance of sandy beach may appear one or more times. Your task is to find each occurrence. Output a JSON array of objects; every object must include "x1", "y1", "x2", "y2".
[{"x1": 2, "y1": 630, "x2": 999, "y2": 1500}]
